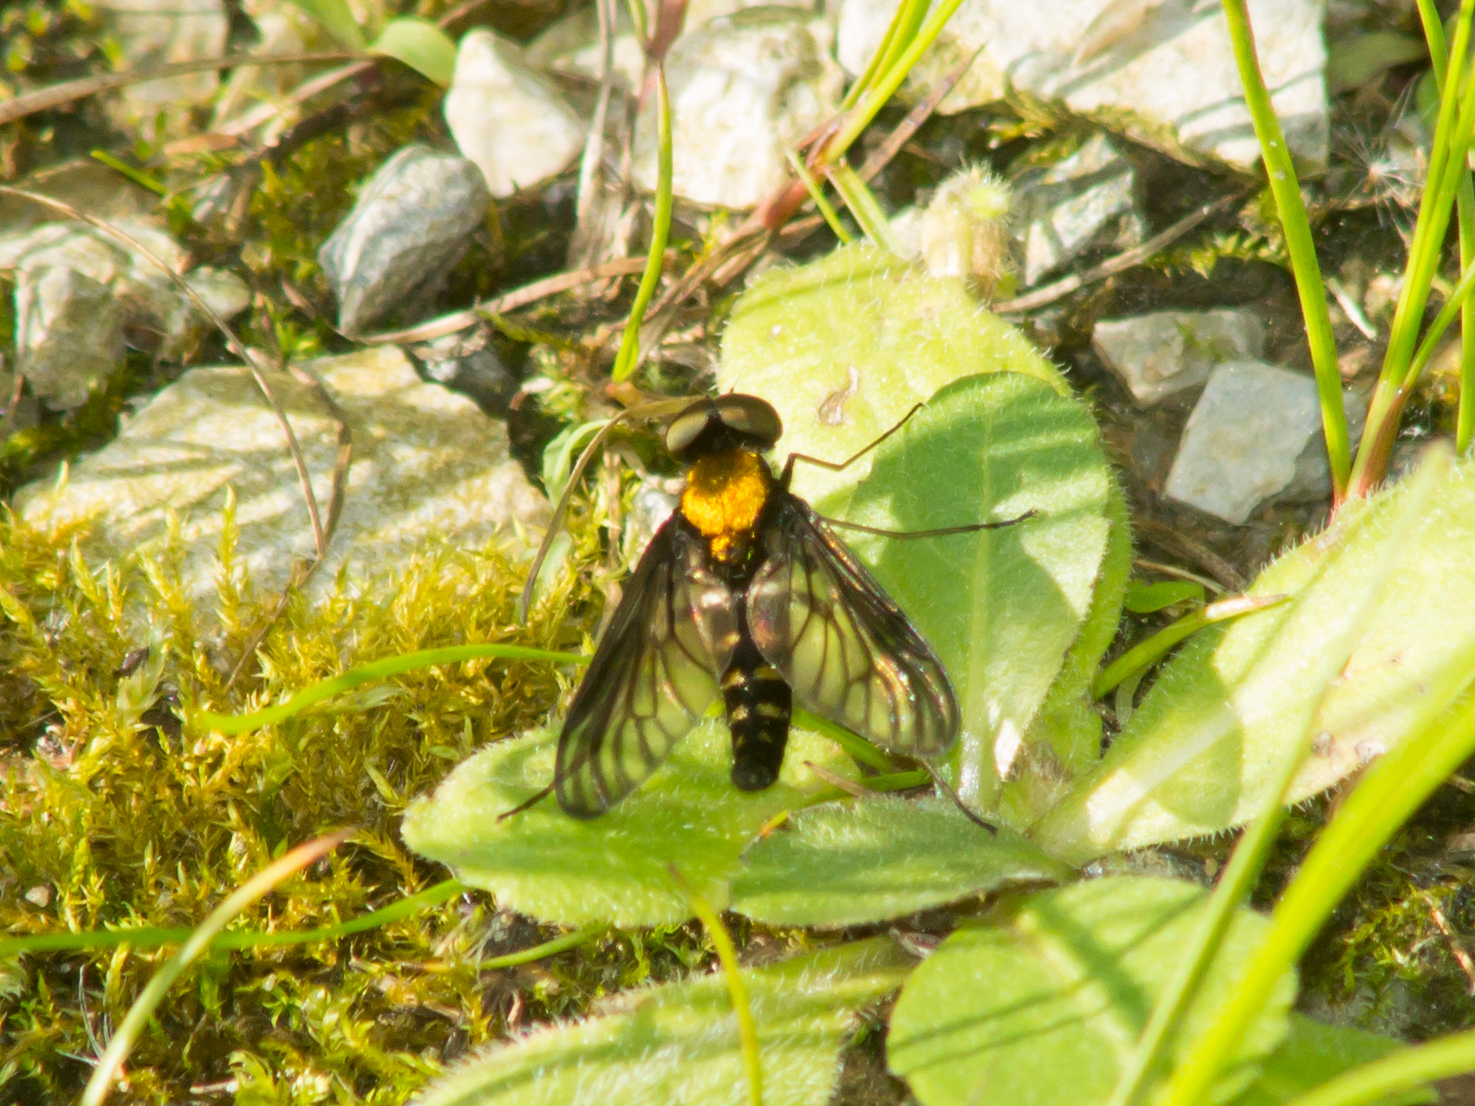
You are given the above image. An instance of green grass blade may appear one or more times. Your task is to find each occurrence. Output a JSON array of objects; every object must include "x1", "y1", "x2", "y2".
[
  {"x1": 840, "y1": 0, "x2": 913, "y2": 111},
  {"x1": 1221, "y1": 0, "x2": 1347, "y2": 498},
  {"x1": 1351, "y1": 0, "x2": 1475, "y2": 493},
  {"x1": 794, "y1": 707, "x2": 896, "y2": 771},
  {"x1": 785, "y1": 149, "x2": 852, "y2": 243},
  {"x1": 826, "y1": 163, "x2": 904, "y2": 255},
  {"x1": 81, "y1": 829, "x2": 355, "y2": 1106},
  {"x1": 1161, "y1": 450, "x2": 1475, "y2": 1106},
  {"x1": 612, "y1": 65, "x2": 673, "y2": 382},
  {"x1": 193, "y1": 644, "x2": 588, "y2": 734},
  {"x1": 1091, "y1": 594, "x2": 1290, "y2": 699},
  {"x1": 478, "y1": 923, "x2": 610, "y2": 969},
  {"x1": 1109, "y1": 449, "x2": 1448, "y2": 1106},
  {"x1": 1280, "y1": 1029, "x2": 1475, "y2": 1106},
  {"x1": 1420, "y1": 0, "x2": 1475, "y2": 453},
  {"x1": 673, "y1": 867, "x2": 763, "y2": 1106},
  {"x1": 829, "y1": 0, "x2": 968, "y2": 158},
  {"x1": 0, "y1": 880, "x2": 466, "y2": 958}
]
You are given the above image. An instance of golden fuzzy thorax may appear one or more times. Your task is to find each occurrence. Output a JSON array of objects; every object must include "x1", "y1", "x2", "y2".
[{"x1": 679, "y1": 449, "x2": 774, "y2": 564}]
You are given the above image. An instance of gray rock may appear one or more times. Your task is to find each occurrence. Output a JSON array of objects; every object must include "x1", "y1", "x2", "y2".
[
  {"x1": 1092, "y1": 308, "x2": 1266, "y2": 406},
  {"x1": 14, "y1": 265, "x2": 126, "y2": 410},
  {"x1": 1165, "y1": 360, "x2": 1357, "y2": 524},
  {"x1": 1014, "y1": 134, "x2": 1143, "y2": 286},
  {"x1": 445, "y1": 29, "x2": 587, "y2": 199},
  {"x1": 16, "y1": 346, "x2": 549, "y2": 618},
  {"x1": 94, "y1": 0, "x2": 228, "y2": 134},
  {"x1": 835, "y1": 0, "x2": 1327, "y2": 173},
  {"x1": 318, "y1": 145, "x2": 491, "y2": 336},
  {"x1": 632, "y1": 7, "x2": 844, "y2": 209},
  {"x1": 129, "y1": 266, "x2": 253, "y2": 360},
  {"x1": 0, "y1": 222, "x2": 251, "y2": 386}
]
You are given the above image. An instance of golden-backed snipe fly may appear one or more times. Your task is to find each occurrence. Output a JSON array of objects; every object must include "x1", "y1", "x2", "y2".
[{"x1": 549, "y1": 393, "x2": 1028, "y2": 819}]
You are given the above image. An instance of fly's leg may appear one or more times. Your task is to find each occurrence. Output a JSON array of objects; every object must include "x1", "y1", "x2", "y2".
[
  {"x1": 822, "y1": 511, "x2": 1038, "y2": 539},
  {"x1": 779, "y1": 403, "x2": 924, "y2": 487}
]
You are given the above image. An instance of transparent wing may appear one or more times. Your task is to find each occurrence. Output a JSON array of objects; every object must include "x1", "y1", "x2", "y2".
[
  {"x1": 555, "y1": 516, "x2": 737, "y2": 818},
  {"x1": 748, "y1": 495, "x2": 959, "y2": 757}
]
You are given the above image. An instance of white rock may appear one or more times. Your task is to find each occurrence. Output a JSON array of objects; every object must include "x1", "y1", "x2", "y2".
[
  {"x1": 0, "y1": 224, "x2": 127, "y2": 283},
  {"x1": 318, "y1": 145, "x2": 491, "y2": 335},
  {"x1": 16, "y1": 346, "x2": 549, "y2": 617},
  {"x1": 835, "y1": 0, "x2": 1327, "y2": 172},
  {"x1": 1093, "y1": 308, "x2": 1266, "y2": 406},
  {"x1": 632, "y1": 8, "x2": 844, "y2": 209},
  {"x1": 527, "y1": 0, "x2": 823, "y2": 88},
  {"x1": 1014, "y1": 134, "x2": 1142, "y2": 286},
  {"x1": 446, "y1": 29, "x2": 587, "y2": 198},
  {"x1": 94, "y1": 0, "x2": 228, "y2": 131},
  {"x1": 15, "y1": 265, "x2": 125, "y2": 410},
  {"x1": 1165, "y1": 360, "x2": 1344, "y2": 524},
  {"x1": 526, "y1": 5, "x2": 648, "y2": 90}
]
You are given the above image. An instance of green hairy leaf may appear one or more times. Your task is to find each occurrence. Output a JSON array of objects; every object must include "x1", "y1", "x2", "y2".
[
  {"x1": 412, "y1": 937, "x2": 914, "y2": 1106},
  {"x1": 887, "y1": 877, "x2": 1296, "y2": 1106},
  {"x1": 401, "y1": 721, "x2": 857, "y2": 927},
  {"x1": 731, "y1": 795, "x2": 1073, "y2": 927},
  {"x1": 1035, "y1": 449, "x2": 1475, "y2": 862}
]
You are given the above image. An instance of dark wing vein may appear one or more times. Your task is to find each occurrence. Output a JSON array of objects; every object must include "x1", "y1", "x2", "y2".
[
  {"x1": 555, "y1": 516, "x2": 733, "y2": 817},
  {"x1": 747, "y1": 494, "x2": 959, "y2": 757}
]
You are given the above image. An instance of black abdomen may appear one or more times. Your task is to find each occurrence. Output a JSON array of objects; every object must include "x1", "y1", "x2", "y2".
[{"x1": 722, "y1": 631, "x2": 791, "y2": 791}]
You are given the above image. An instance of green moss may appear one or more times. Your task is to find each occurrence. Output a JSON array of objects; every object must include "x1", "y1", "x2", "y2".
[{"x1": 0, "y1": 485, "x2": 658, "y2": 1102}]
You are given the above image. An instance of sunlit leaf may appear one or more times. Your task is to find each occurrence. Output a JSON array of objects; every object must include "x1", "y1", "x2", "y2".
[
  {"x1": 369, "y1": 18, "x2": 458, "y2": 86},
  {"x1": 719, "y1": 246, "x2": 1120, "y2": 824},
  {"x1": 887, "y1": 877, "x2": 1296, "y2": 1106},
  {"x1": 1230, "y1": 1015, "x2": 1432, "y2": 1106},
  {"x1": 401, "y1": 721, "x2": 857, "y2": 927},
  {"x1": 413, "y1": 937, "x2": 914, "y2": 1106},
  {"x1": 282, "y1": 0, "x2": 366, "y2": 50},
  {"x1": 717, "y1": 243, "x2": 1071, "y2": 514},
  {"x1": 730, "y1": 795, "x2": 1072, "y2": 927},
  {"x1": 1033, "y1": 448, "x2": 1475, "y2": 863},
  {"x1": 836, "y1": 373, "x2": 1114, "y2": 822}
]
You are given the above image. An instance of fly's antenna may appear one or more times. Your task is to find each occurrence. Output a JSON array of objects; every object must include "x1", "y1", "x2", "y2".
[
  {"x1": 924, "y1": 761, "x2": 997, "y2": 834},
  {"x1": 518, "y1": 410, "x2": 635, "y2": 621}
]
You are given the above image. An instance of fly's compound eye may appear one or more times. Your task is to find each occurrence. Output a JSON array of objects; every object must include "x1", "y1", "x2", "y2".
[
  {"x1": 665, "y1": 401, "x2": 716, "y2": 461},
  {"x1": 715, "y1": 395, "x2": 782, "y2": 449}
]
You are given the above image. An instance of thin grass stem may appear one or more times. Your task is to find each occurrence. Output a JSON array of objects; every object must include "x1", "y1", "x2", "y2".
[
  {"x1": 0, "y1": 880, "x2": 465, "y2": 958},
  {"x1": 671, "y1": 867, "x2": 763, "y2": 1106},
  {"x1": 785, "y1": 149, "x2": 851, "y2": 243},
  {"x1": 793, "y1": 707, "x2": 895, "y2": 770},
  {"x1": 840, "y1": 0, "x2": 911, "y2": 111},
  {"x1": 81, "y1": 829, "x2": 355, "y2": 1106},
  {"x1": 612, "y1": 65, "x2": 673, "y2": 382},
  {"x1": 1090, "y1": 593, "x2": 1289, "y2": 699},
  {"x1": 193, "y1": 644, "x2": 588, "y2": 734},
  {"x1": 1420, "y1": 0, "x2": 1475, "y2": 453},
  {"x1": 1221, "y1": 0, "x2": 1347, "y2": 498},
  {"x1": 478, "y1": 923, "x2": 609, "y2": 969},
  {"x1": 826, "y1": 163, "x2": 904, "y2": 255},
  {"x1": 828, "y1": 0, "x2": 968, "y2": 159}
]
